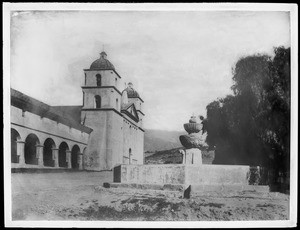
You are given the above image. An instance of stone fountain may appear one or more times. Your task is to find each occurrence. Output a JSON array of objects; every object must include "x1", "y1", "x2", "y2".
[
  {"x1": 179, "y1": 115, "x2": 215, "y2": 165},
  {"x1": 179, "y1": 115, "x2": 208, "y2": 165},
  {"x1": 109, "y1": 115, "x2": 269, "y2": 197}
]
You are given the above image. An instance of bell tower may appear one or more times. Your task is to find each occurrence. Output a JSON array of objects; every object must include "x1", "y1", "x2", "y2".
[{"x1": 81, "y1": 51, "x2": 123, "y2": 171}]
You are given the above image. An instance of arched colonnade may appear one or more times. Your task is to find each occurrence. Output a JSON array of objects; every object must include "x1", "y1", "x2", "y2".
[{"x1": 11, "y1": 127, "x2": 87, "y2": 170}]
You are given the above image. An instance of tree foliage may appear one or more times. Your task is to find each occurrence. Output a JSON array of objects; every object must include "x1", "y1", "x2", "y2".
[{"x1": 205, "y1": 47, "x2": 290, "y2": 184}]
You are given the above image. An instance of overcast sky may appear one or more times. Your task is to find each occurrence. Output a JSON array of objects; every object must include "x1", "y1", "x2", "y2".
[{"x1": 10, "y1": 10, "x2": 290, "y2": 131}]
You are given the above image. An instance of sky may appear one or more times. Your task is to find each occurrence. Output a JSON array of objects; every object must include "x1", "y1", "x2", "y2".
[{"x1": 10, "y1": 10, "x2": 290, "y2": 131}]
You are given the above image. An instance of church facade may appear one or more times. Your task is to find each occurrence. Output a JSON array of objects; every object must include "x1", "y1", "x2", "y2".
[{"x1": 10, "y1": 51, "x2": 145, "y2": 171}]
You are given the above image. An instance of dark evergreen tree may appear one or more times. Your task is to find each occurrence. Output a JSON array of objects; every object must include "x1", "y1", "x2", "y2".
[{"x1": 205, "y1": 47, "x2": 290, "y2": 189}]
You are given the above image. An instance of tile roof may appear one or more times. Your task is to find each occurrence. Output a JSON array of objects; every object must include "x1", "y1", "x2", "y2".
[{"x1": 11, "y1": 88, "x2": 93, "y2": 134}]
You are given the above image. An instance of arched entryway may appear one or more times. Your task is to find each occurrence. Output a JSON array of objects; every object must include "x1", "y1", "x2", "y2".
[
  {"x1": 71, "y1": 145, "x2": 80, "y2": 169},
  {"x1": 59, "y1": 142, "x2": 69, "y2": 168},
  {"x1": 43, "y1": 138, "x2": 56, "y2": 167},
  {"x1": 25, "y1": 133, "x2": 40, "y2": 165},
  {"x1": 11, "y1": 128, "x2": 21, "y2": 163}
]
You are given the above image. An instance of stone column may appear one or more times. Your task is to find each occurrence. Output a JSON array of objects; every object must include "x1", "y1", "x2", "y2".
[
  {"x1": 78, "y1": 153, "x2": 83, "y2": 170},
  {"x1": 36, "y1": 144, "x2": 44, "y2": 167},
  {"x1": 185, "y1": 149, "x2": 193, "y2": 164},
  {"x1": 52, "y1": 148, "x2": 59, "y2": 168},
  {"x1": 192, "y1": 149, "x2": 202, "y2": 165},
  {"x1": 66, "y1": 150, "x2": 72, "y2": 169},
  {"x1": 185, "y1": 148, "x2": 202, "y2": 165},
  {"x1": 16, "y1": 141, "x2": 25, "y2": 166}
]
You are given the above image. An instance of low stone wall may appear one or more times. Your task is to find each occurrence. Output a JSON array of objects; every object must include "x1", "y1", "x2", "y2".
[
  {"x1": 111, "y1": 164, "x2": 269, "y2": 196},
  {"x1": 114, "y1": 164, "x2": 250, "y2": 186},
  {"x1": 185, "y1": 165, "x2": 249, "y2": 185}
]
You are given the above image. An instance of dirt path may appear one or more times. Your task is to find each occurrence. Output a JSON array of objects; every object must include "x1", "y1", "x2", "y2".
[{"x1": 11, "y1": 171, "x2": 289, "y2": 221}]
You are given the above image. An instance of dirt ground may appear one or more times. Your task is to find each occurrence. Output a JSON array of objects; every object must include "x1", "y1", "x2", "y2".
[{"x1": 11, "y1": 171, "x2": 289, "y2": 221}]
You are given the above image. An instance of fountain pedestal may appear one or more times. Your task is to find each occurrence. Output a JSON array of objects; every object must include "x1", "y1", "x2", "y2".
[
  {"x1": 179, "y1": 115, "x2": 208, "y2": 165},
  {"x1": 182, "y1": 148, "x2": 202, "y2": 165}
]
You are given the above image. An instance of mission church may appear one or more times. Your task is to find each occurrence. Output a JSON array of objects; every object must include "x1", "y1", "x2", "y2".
[{"x1": 10, "y1": 51, "x2": 145, "y2": 171}]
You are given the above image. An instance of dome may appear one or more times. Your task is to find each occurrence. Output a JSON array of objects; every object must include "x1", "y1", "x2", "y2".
[
  {"x1": 90, "y1": 51, "x2": 115, "y2": 70},
  {"x1": 123, "y1": 82, "x2": 140, "y2": 98}
]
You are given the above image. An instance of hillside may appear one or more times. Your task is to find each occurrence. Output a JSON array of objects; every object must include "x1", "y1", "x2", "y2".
[
  {"x1": 145, "y1": 147, "x2": 184, "y2": 164},
  {"x1": 144, "y1": 129, "x2": 185, "y2": 153}
]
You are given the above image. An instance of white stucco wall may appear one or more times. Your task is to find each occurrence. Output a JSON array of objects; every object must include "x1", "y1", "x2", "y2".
[
  {"x1": 84, "y1": 70, "x2": 120, "y2": 90},
  {"x1": 82, "y1": 88, "x2": 122, "y2": 110},
  {"x1": 11, "y1": 106, "x2": 89, "y2": 152}
]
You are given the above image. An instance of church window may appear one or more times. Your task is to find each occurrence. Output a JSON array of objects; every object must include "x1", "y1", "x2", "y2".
[
  {"x1": 129, "y1": 148, "x2": 132, "y2": 164},
  {"x1": 96, "y1": 74, "x2": 102, "y2": 86},
  {"x1": 94, "y1": 95, "x2": 101, "y2": 108},
  {"x1": 84, "y1": 73, "x2": 87, "y2": 85}
]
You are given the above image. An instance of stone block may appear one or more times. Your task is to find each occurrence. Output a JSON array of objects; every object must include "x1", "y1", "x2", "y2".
[{"x1": 185, "y1": 148, "x2": 202, "y2": 165}]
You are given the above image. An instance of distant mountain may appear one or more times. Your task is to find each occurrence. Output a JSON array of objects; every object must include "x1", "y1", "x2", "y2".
[{"x1": 144, "y1": 129, "x2": 185, "y2": 153}]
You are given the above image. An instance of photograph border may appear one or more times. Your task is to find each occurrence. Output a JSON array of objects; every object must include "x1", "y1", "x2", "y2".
[{"x1": 3, "y1": 2, "x2": 298, "y2": 228}]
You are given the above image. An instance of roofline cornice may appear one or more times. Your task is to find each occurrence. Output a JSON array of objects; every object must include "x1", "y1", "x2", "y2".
[
  {"x1": 137, "y1": 110, "x2": 145, "y2": 116},
  {"x1": 11, "y1": 88, "x2": 93, "y2": 134},
  {"x1": 82, "y1": 107, "x2": 144, "y2": 132},
  {"x1": 83, "y1": 69, "x2": 122, "y2": 79},
  {"x1": 128, "y1": 96, "x2": 144, "y2": 103},
  {"x1": 81, "y1": 86, "x2": 122, "y2": 95}
]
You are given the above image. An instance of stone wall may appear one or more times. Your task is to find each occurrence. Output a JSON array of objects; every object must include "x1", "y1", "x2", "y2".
[
  {"x1": 122, "y1": 118, "x2": 144, "y2": 165},
  {"x1": 82, "y1": 110, "x2": 123, "y2": 170},
  {"x1": 82, "y1": 109, "x2": 144, "y2": 171},
  {"x1": 114, "y1": 164, "x2": 251, "y2": 186}
]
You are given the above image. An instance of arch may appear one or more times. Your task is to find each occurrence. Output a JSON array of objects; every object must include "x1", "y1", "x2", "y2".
[
  {"x1": 96, "y1": 74, "x2": 102, "y2": 86},
  {"x1": 25, "y1": 133, "x2": 40, "y2": 165},
  {"x1": 43, "y1": 138, "x2": 56, "y2": 167},
  {"x1": 71, "y1": 145, "x2": 80, "y2": 169},
  {"x1": 94, "y1": 95, "x2": 101, "y2": 108},
  {"x1": 59, "y1": 142, "x2": 69, "y2": 168},
  {"x1": 11, "y1": 128, "x2": 21, "y2": 163}
]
